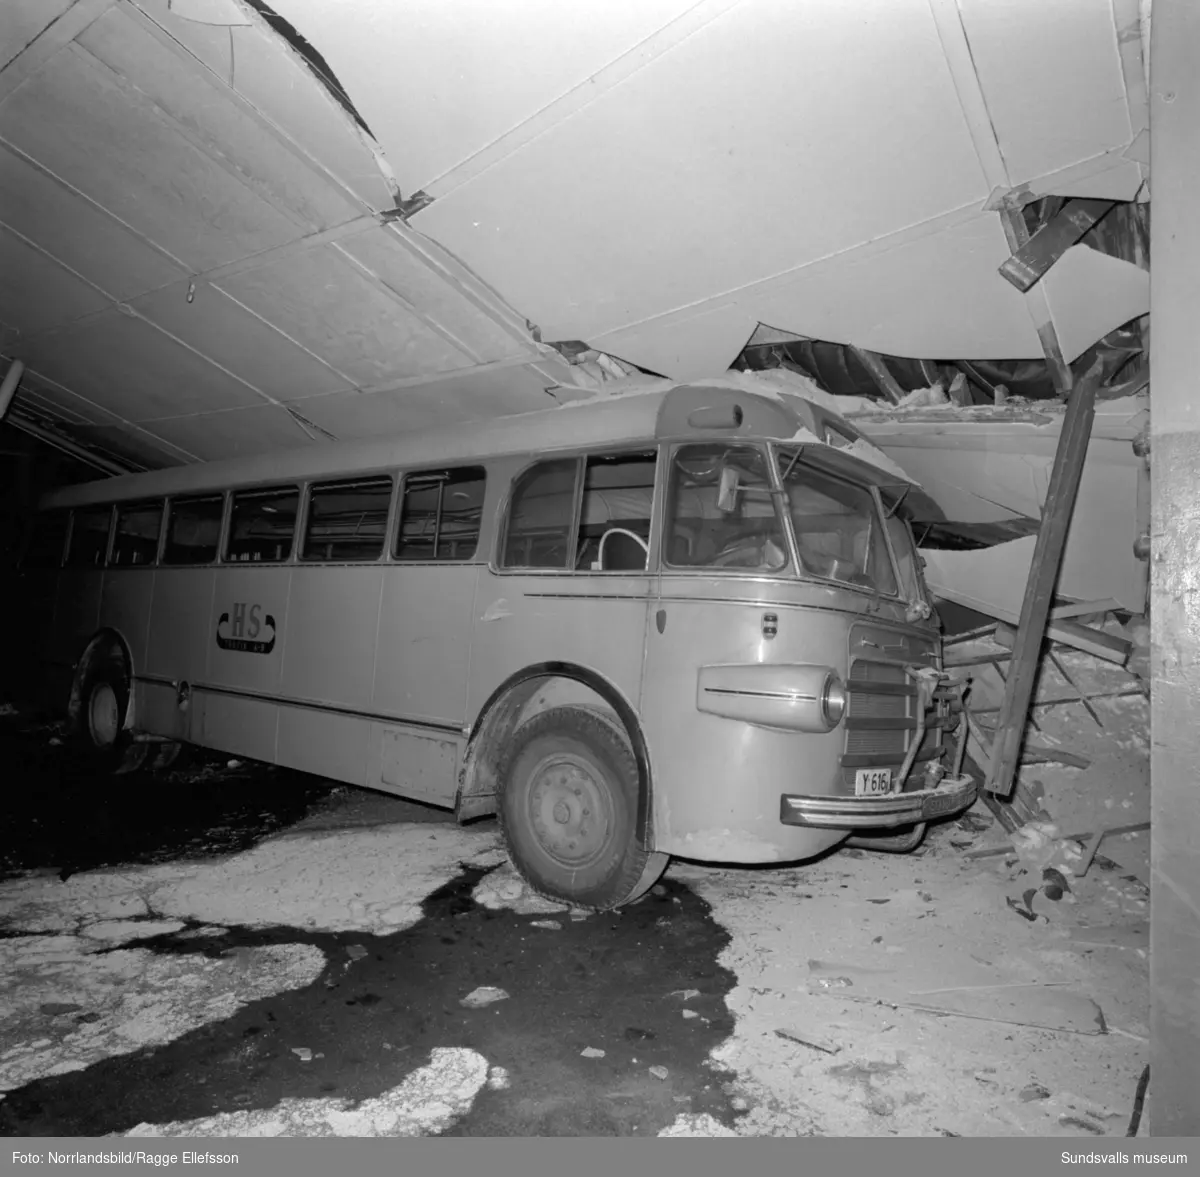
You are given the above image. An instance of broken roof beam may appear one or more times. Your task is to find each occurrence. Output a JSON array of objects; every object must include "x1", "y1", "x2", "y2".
[
  {"x1": 999, "y1": 205, "x2": 1074, "y2": 398},
  {"x1": 998, "y1": 199, "x2": 1117, "y2": 292},
  {"x1": 985, "y1": 358, "x2": 1105, "y2": 799},
  {"x1": 848, "y1": 346, "x2": 905, "y2": 404}
]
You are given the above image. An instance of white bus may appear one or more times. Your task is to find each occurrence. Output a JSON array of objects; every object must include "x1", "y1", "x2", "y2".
[{"x1": 21, "y1": 382, "x2": 975, "y2": 909}]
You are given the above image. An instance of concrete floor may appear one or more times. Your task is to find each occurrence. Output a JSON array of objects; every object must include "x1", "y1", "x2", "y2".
[{"x1": 0, "y1": 705, "x2": 1149, "y2": 1137}]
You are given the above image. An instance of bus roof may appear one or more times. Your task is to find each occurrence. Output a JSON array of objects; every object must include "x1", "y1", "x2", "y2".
[{"x1": 38, "y1": 383, "x2": 919, "y2": 510}]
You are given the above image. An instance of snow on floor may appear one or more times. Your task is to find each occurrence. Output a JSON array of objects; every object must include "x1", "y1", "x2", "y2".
[
  {"x1": 0, "y1": 821, "x2": 506, "y2": 1102},
  {"x1": 124, "y1": 1048, "x2": 491, "y2": 1138},
  {"x1": 0, "y1": 796, "x2": 1148, "y2": 1137},
  {"x1": 665, "y1": 817, "x2": 1148, "y2": 1138}
]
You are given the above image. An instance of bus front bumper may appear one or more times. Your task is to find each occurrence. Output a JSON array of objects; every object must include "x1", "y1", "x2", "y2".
[{"x1": 779, "y1": 774, "x2": 978, "y2": 830}]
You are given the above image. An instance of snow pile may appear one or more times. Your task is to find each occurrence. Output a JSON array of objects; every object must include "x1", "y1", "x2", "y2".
[
  {"x1": 125, "y1": 1047, "x2": 489, "y2": 1137},
  {"x1": 0, "y1": 938, "x2": 323, "y2": 1092}
]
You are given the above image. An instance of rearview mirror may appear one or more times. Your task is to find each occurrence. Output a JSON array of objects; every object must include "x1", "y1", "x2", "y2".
[{"x1": 716, "y1": 464, "x2": 741, "y2": 513}]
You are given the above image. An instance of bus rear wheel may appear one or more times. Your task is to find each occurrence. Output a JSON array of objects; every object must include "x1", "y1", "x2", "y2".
[
  {"x1": 71, "y1": 658, "x2": 147, "y2": 775},
  {"x1": 498, "y1": 706, "x2": 667, "y2": 911}
]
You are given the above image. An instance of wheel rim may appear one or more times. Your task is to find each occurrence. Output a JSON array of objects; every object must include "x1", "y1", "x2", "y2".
[
  {"x1": 526, "y1": 752, "x2": 614, "y2": 869},
  {"x1": 87, "y1": 682, "x2": 120, "y2": 748}
]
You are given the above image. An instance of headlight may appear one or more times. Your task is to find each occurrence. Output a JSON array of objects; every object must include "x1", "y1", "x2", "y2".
[{"x1": 821, "y1": 674, "x2": 847, "y2": 728}]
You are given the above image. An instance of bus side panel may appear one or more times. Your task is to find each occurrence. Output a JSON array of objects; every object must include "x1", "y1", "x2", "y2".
[
  {"x1": 99, "y1": 570, "x2": 155, "y2": 677},
  {"x1": 465, "y1": 572, "x2": 652, "y2": 723},
  {"x1": 142, "y1": 568, "x2": 218, "y2": 737},
  {"x1": 373, "y1": 565, "x2": 480, "y2": 726},
  {"x1": 275, "y1": 565, "x2": 387, "y2": 786},
  {"x1": 48, "y1": 570, "x2": 104, "y2": 689},
  {"x1": 641, "y1": 578, "x2": 850, "y2": 863},
  {"x1": 201, "y1": 566, "x2": 292, "y2": 763}
]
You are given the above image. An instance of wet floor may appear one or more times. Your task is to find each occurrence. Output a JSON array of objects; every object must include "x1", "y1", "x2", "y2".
[
  {"x1": 0, "y1": 710, "x2": 333, "y2": 881},
  {"x1": 0, "y1": 707, "x2": 742, "y2": 1137}
]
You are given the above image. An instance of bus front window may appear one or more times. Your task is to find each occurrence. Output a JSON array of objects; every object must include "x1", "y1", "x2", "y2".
[
  {"x1": 666, "y1": 444, "x2": 787, "y2": 572},
  {"x1": 776, "y1": 449, "x2": 897, "y2": 595}
]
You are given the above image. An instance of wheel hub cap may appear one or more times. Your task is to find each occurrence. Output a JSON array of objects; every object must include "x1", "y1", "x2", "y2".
[
  {"x1": 89, "y1": 683, "x2": 120, "y2": 748},
  {"x1": 528, "y1": 754, "x2": 611, "y2": 868}
]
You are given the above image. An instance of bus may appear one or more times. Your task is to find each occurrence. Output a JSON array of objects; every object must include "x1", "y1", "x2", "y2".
[{"x1": 20, "y1": 382, "x2": 976, "y2": 909}]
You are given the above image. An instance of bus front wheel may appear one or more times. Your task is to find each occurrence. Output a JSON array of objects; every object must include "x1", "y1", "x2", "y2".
[{"x1": 499, "y1": 706, "x2": 667, "y2": 911}]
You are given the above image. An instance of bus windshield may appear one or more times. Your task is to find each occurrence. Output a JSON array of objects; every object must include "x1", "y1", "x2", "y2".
[
  {"x1": 775, "y1": 448, "x2": 897, "y2": 595},
  {"x1": 665, "y1": 443, "x2": 788, "y2": 572}
]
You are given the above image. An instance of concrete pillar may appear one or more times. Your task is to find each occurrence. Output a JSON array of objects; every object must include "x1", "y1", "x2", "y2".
[{"x1": 1149, "y1": 0, "x2": 1200, "y2": 1135}]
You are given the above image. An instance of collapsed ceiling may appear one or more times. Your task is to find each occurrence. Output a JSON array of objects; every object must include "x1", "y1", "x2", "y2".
[{"x1": 0, "y1": 0, "x2": 1152, "y2": 471}]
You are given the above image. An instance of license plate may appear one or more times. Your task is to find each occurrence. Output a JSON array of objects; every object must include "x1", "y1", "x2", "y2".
[{"x1": 854, "y1": 768, "x2": 895, "y2": 797}]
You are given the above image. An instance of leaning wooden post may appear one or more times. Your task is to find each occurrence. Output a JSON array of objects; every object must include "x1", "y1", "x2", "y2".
[{"x1": 985, "y1": 356, "x2": 1105, "y2": 798}]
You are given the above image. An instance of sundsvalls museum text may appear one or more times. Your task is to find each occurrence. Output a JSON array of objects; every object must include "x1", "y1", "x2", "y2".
[{"x1": 12, "y1": 1153, "x2": 238, "y2": 1166}]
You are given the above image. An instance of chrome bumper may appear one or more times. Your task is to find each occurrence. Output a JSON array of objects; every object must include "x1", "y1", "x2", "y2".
[{"x1": 779, "y1": 774, "x2": 978, "y2": 830}]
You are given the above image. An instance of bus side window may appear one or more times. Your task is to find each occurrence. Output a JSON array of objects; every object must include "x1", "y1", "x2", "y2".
[
  {"x1": 394, "y1": 466, "x2": 486, "y2": 561},
  {"x1": 577, "y1": 451, "x2": 655, "y2": 572},
  {"x1": 111, "y1": 500, "x2": 164, "y2": 567},
  {"x1": 225, "y1": 487, "x2": 299, "y2": 564},
  {"x1": 164, "y1": 495, "x2": 224, "y2": 565},
  {"x1": 304, "y1": 476, "x2": 393, "y2": 562},
  {"x1": 501, "y1": 459, "x2": 578, "y2": 569},
  {"x1": 66, "y1": 506, "x2": 113, "y2": 568},
  {"x1": 23, "y1": 510, "x2": 70, "y2": 569}
]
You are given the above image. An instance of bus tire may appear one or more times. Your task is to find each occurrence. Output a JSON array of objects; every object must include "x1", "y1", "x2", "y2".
[
  {"x1": 498, "y1": 706, "x2": 667, "y2": 910},
  {"x1": 71, "y1": 658, "x2": 147, "y2": 776}
]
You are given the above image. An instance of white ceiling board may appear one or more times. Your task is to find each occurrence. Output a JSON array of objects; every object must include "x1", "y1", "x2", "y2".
[
  {"x1": 16, "y1": 371, "x2": 133, "y2": 427},
  {"x1": 67, "y1": 422, "x2": 195, "y2": 467},
  {"x1": 413, "y1": 0, "x2": 991, "y2": 342},
  {"x1": 591, "y1": 304, "x2": 759, "y2": 382},
  {"x1": 16, "y1": 309, "x2": 267, "y2": 422},
  {"x1": 743, "y1": 213, "x2": 1037, "y2": 360},
  {"x1": 214, "y1": 9, "x2": 396, "y2": 210},
  {"x1": 141, "y1": 404, "x2": 320, "y2": 462},
  {"x1": 217, "y1": 247, "x2": 478, "y2": 388},
  {"x1": 295, "y1": 365, "x2": 559, "y2": 439},
  {"x1": 0, "y1": 144, "x2": 187, "y2": 299},
  {"x1": 1042, "y1": 245, "x2": 1149, "y2": 363},
  {"x1": 0, "y1": 0, "x2": 77, "y2": 67},
  {"x1": 78, "y1": 8, "x2": 362, "y2": 233},
  {"x1": 129, "y1": 280, "x2": 355, "y2": 403},
  {"x1": 269, "y1": 0, "x2": 704, "y2": 193},
  {"x1": 0, "y1": 228, "x2": 112, "y2": 337},
  {"x1": 958, "y1": 0, "x2": 1136, "y2": 190},
  {"x1": 0, "y1": 52, "x2": 300, "y2": 271},
  {"x1": 337, "y1": 230, "x2": 532, "y2": 363}
]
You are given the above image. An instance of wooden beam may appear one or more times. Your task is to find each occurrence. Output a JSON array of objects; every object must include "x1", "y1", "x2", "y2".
[
  {"x1": 998, "y1": 199, "x2": 1117, "y2": 292},
  {"x1": 985, "y1": 358, "x2": 1105, "y2": 797},
  {"x1": 849, "y1": 346, "x2": 905, "y2": 404},
  {"x1": 999, "y1": 206, "x2": 1075, "y2": 397}
]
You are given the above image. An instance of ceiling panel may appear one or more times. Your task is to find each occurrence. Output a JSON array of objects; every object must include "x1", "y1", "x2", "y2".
[
  {"x1": 410, "y1": 0, "x2": 990, "y2": 341},
  {"x1": 269, "y1": 0, "x2": 703, "y2": 193},
  {"x1": 15, "y1": 309, "x2": 266, "y2": 422},
  {"x1": 78, "y1": 7, "x2": 362, "y2": 232},
  {"x1": 959, "y1": 0, "x2": 1134, "y2": 187},
  {"x1": 142, "y1": 403, "x2": 321, "y2": 462},
  {"x1": 0, "y1": 143, "x2": 187, "y2": 299},
  {"x1": 337, "y1": 229, "x2": 532, "y2": 363},
  {"x1": 295, "y1": 363, "x2": 558, "y2": 439},
  {"x1": 0, "y1": 49, "x2": 300, "y2": 271},
  {"x1": 0, "y1": 228, "x2": 111, "y2": 337},
  {"x1": 129, "y1": 280, "x2": 353, "y2": 403},
  {"x1": 0, "y1": 0, "x2": 76, "y2": 67},
  {"x1": 216, "y1": 247, "x2": 477, "y2": 387}
]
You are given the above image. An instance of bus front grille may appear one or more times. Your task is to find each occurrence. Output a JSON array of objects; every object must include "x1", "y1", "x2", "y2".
[{"x1": 841, "y1": 637, "x2": 943, "y2": 788}]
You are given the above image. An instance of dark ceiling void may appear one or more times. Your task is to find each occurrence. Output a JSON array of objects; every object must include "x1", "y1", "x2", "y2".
[{"x1": 732, "y1": 199, "x2": 1150, "y2": 406}]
